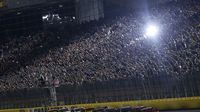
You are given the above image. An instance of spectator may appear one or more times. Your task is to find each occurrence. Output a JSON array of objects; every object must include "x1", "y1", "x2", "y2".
[{"x1": 0, "y1": 0, "x2": 199, "y2": 93}]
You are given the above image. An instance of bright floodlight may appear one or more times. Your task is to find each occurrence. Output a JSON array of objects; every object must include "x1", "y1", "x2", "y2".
[{"x1": 145, "y1": 23, "x2": 159, "y2": 39}]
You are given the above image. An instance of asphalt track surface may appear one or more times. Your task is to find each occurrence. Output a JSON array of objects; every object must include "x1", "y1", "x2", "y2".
[{"x1": 162, "y1": 110, "x2": 200, "y2": 112}]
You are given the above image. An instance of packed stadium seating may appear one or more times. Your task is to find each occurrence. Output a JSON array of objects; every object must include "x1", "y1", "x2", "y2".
[{"x1": 0, "y1": 0, "x2": 199, "y2": 94}]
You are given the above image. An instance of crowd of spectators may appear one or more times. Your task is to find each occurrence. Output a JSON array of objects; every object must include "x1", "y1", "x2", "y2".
[{"x1": 0, "y1": 0, "x2": 199, "y2": 93}]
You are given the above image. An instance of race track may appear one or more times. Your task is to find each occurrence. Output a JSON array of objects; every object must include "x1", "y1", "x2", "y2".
[{"x1": 162, "y1": 110, "x2": 200, "y2": 112}]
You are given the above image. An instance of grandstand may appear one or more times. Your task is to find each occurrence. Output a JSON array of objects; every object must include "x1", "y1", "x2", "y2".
[{"x1": 0, "y1": 0, "x2": 200, "y2": 111}]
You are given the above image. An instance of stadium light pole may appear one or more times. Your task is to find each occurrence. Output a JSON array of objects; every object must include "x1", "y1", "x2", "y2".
[
  {"x1": 49, "y1": 86, "x2": 57, "y2": 106},
  {"x1": 49, "y1": 76, "x2": 59, "y2": 106},
  {"x1": 40, "y1": 74, "x2": 59, "y2": 106}
]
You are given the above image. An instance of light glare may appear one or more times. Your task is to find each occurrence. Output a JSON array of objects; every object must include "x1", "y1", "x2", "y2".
[{"x1": 145, "y1": 24, "x2": 159, "y2": 39}]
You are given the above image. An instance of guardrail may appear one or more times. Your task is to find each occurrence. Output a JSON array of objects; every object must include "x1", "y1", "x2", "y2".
[{"x1": 0, "y1": 96, "x2": 199, "y2": 112}]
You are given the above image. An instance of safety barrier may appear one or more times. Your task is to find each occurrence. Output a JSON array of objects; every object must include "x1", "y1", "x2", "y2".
[
  {"x1": 0, "y1": 96, "x2": 199, "y2": 112},
  {"x1": 67, "y1": 96, "x2": 200, "y2": 110}
]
